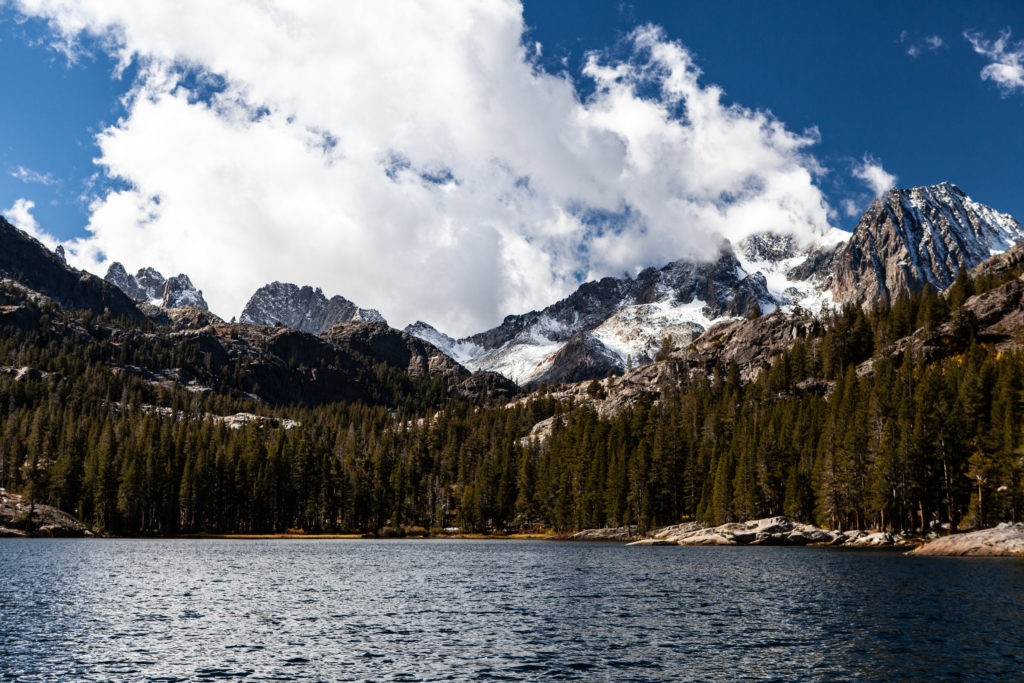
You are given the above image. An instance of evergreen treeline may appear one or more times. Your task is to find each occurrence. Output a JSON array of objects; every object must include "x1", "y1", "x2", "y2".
[{"x1": 2, "y1": 269, "x2": 1023, "y2": 535}]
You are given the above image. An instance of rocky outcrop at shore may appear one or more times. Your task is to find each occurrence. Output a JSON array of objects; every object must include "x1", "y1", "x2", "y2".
[
  {"x1": 569, "y1": 526, "x2": 638, "y2": 541},
  {"x1": 910, "y1": 523, "x2": 1024, "y2": 557},
  {"x1": 628, "y1": 516, "x2": 914, "y2": 548},
  {"x1": 0, "y1": 488, "x2": 90, "y2": 537}
]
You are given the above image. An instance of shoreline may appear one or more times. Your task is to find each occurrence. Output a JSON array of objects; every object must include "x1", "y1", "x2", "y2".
[
  {"x1": 0, "y1": 531, "x2": 563, "y2": 541},
  {"x1": 179, "y1": 532, "x2": 559, "y2": 541},
  {"x1": 4, "y1": 532, "x2": 1023, "y2": 556}
]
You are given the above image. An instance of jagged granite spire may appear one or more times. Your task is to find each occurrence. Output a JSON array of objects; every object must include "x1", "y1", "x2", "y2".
[{"x1": 104, "y1": 262, "x2": 208, "y2": 310}]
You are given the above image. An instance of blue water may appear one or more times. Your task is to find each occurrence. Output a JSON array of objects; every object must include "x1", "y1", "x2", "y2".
[{"x1": 1, "y1": 540, "x2": 1022, "y2": 681}]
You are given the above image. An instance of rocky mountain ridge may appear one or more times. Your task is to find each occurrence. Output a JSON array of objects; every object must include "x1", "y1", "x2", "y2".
[
  {"x1": 105, "y1": 262, "x2": 209, "y2": 309},
  {"x1": 808, "y1": 182, "x2": 1024, "y2": 303},
  {"x1": 240, "y1": 281, "x2": 385, "y2": 334},
  {"x1": 0, "y1": 217, "x2": 515, "y2": 407},
  {"x1": 518, "y1": 246, "x2": 1024, "y2": 434},
  {"x1": 0, "y1": 216, "x2": 144, "y2": 321},
  {"x1": 406, "y1": 244, "x2": 782, "y2": 385},
  {"x1": 8, "y1": 181, "x2": 1021, "y2": 391},
  {"x1": 407, "y1": 182, "x2": 1024, "y2": 385}
]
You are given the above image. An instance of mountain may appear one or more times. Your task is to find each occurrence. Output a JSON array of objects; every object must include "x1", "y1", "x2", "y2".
[
  {"x1": 0, "y1": 217, "x2": 513, "y2": 407},
  {"x1": 406, "y1": 244, "x2": 781, "y2": 384},
  {"x1": 104, "y1": 262, "x2": 209, "y2": 309},
  {"x1": 7, "y1": 189, "x2": 1024, "y2": 542},
  {"x1": 407, "y1": 182, "x2": 1023, "y2": 385},
  {"x1": 0, "y1": 216, "x2": 144, "y2": 321},
  {"x1": 240, "y1": 282, "x2": 386, "y2": 334},
  {"x1": 816, "y1": 182, "x2": 1024, "y2": 303}
]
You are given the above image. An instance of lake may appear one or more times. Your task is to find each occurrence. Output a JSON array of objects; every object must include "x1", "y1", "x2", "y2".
[{"x1": 1, "y1": 539, "x2": 1022, "y2": 681}]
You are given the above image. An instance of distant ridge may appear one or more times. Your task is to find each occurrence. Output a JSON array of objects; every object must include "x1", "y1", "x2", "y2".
[
  {"x1": 0, "y1": 215, "x2": 143, "y2": 320},
  {"x1": 240, "y1": 281, "x2": 385, "y2": 334}
]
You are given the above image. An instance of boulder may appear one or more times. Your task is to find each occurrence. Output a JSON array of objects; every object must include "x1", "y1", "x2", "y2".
[
  {"x1": 570, "y1": 526, "x2": 639, "y2": 541},
  {"x1": 787, "y1": 524, "x2": 838, "y2": 545},
  {"x1": 0, "y1": 488, "x2": 89, "y2": 537},
  {"x1": 853, "y1": 531, "x2": 895, "y2": 546},
  {"x1": 910, "y1": 523, "x2": 1024, "y2": 557}
]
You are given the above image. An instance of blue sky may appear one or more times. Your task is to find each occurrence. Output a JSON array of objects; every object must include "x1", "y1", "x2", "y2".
[
  {"x1": 0, "y1": 13, "x2": 131, "y2": 240},
  {"x1": 0, "y1": 1, "x2": 1021, "y2": 332},
  {"x1": 522, "y1": 1, "x2": 1024, "y2": 218}
]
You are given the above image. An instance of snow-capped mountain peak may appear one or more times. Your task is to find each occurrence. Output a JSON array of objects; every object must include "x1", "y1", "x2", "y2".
[
  {"x1": 825, "y1": 182, "x2": 1024, "y2": 303},
  {"x1": 405, "y1": 182, "x2": 1023, "y2": 385}
]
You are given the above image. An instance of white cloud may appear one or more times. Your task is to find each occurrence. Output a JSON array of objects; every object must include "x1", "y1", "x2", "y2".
[
  {"x1": 15, "y1": 2, "x2": 836, "y2": 335},
  {"x1": 2, "y1": 198, "x2": 59, "y2": 248},
  {"x1": 10, "y1": 165, "x2": 56, "y2": 185},
  {"x1": 965, "y1": 29, "x2": 1024, "y2": 95},
  {"x1": 841, "y1": 198, "x2": 861, "y2": 218},
  {"x1": 901, "y1": 31, "x2": 944, "y2": 58},
  {"x1": 852, "y1": 155, "x2": 897, "y2": 197}
]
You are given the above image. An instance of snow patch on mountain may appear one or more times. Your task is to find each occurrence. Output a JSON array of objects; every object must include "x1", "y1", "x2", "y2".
[
  {"x1": 735, "y1": 231, "x2": 841, "y2": 316},
  {"x1": 464, "y1": 340, "x2": 565, "y2": 384},
  {"x1": 403, "y1": 321, "x2": 482, "y2": 365},
  {"x1": 591, "y1": 300, "x2": 714, "y2": 365}
]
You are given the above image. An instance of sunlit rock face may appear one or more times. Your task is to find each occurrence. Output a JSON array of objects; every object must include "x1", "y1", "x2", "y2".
[
  {"x1": 240, "y1": 282, "x2": 385, "y2": 334},
  {"x1": 105, "y1": 263, "x2": 209, "y2": 310},
  {"x1": 824, "y1": 182, "x2": 1024, "y2": 304}
]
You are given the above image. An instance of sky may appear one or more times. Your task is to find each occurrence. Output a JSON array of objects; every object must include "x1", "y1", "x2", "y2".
[{"x1": 0, "y1": 1, "x2": 1022, "y2": 335}]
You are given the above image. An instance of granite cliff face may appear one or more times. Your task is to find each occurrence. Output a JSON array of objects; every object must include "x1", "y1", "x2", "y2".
[
  {"x1": 104, "y1": 262, "x2": 209, "y2": 310},
  {"x1": 240, "y1": 282, "x2": 385, "y2": 334},
  {"x1": 821, "y1": 183, "x2": 1024, "y2": 304},
  {"x1": 162, "y1": 274, "x2": 207, "y2": 308}
]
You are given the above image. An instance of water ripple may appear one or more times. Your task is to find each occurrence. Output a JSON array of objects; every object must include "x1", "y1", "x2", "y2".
[{"x1": 0, "y1": 539, "x2": 1023, "y2": 681}]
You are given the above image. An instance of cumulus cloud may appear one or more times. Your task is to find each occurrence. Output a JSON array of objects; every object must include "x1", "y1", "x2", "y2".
[
  {"x1": 2, "y1": 198, "x2": 59, "y2": 248},
  {"x1": 852, "y1": 155, "x2": 897, "y2": 197},
  {"x1": 14, "y1": 1, "x2": 835, "y2": 335},
  {"x1": 965, "y1": 29, "x2": 1024, "y2": 95}
]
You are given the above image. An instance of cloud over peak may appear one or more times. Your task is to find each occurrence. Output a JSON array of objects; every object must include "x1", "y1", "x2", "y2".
[
  {"x1": 15, "y1": 1, "x2": 836, "y2": 335},
  {"x1": 853, "y1": 155, "x2": 898, "y2": 197}
]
